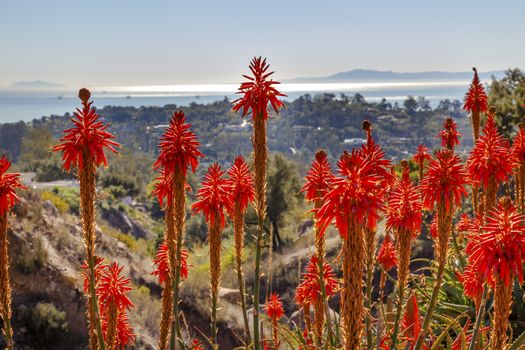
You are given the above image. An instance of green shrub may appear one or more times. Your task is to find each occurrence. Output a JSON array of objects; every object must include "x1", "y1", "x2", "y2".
[
  {"x1": 30, "y1": 302, "x2": 68, "y2": 340},
  {"x1": 40, "y1": 191, "x2": 69, "y2": 214},
  {"x1": 16, "y1": 238, "x2": 48, "y2": 273}
]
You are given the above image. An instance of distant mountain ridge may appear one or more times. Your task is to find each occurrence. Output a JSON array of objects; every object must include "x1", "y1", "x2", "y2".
[
  {"x1": 10, "y1": 80, "x2": 65, "y2": 89},
  {"x1": 289, "y1": 69, "x2": 505, "y2": 82}
]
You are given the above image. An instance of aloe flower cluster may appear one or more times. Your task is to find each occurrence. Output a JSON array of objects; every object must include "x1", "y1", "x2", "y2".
[
  {"x1": 152, "y1": 110, "x2": 203, "y2": 350},
  {"x1": 54, "y1": 89, "x2": 125, "y2": 350},
  {"x1": 4, "y1": 60, "x2": 525, "y2": 350},
  {"x1": 0, "y1": 156, "x2": 26, "y2": 350}
]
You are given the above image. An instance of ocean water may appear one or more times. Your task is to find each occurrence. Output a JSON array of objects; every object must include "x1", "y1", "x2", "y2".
[{"x1": 0, "y1": 81, "x2": 470, "y2": 123}]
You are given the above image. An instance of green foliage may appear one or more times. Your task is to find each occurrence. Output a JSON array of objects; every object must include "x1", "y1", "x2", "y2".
[
  {"x1": 488, "y1": 68, "x2": 525, "y2": 137},
  {"x1": 266, "y1": 153, "x2": 303, "y2": 247},
  {"x1": 16, "y1": 237, "x2": 48, "y2": 273},
  {"x1": 40, "y1": 190, "x2": 69, "y2": 214},
  {"x1": 30, "y1": 302, "x2": 68, "y2": 341}
]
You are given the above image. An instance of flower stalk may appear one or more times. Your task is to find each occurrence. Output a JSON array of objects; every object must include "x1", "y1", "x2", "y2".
[{"x1": 232, "y1": 57, "x2": 285, "y2": 350}]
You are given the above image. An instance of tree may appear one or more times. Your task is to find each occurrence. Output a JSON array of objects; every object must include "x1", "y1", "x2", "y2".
[
  {"x1": 266, "y1": 154, "x2": 302, "y2": 250},
  {"x1": 403, "y1": 96, "x2": 418, "y2": 114},
  {"x1": 417, "y1": 96, "x2": 431, "y2": 112},
  {"x1": 488, "y1": 68, "x2": 525, "y2": 136}
]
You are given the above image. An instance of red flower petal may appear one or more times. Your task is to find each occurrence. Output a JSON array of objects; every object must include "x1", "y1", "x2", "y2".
[
  {"x1": 0, "y1": 155, "x2": 26, "y2": 216},
  {"x1": 232, "y1": 57, "x2": 286, "y2": 122},
  {"x1": 264, "y1": 293, "x2": 285, "y2": 321},
  {"x1": 192, "y1": 163, "x2": 232, "y2": 228},
  {"x1": 52, "y1": 89, "x2": 120, "y2": 171}
]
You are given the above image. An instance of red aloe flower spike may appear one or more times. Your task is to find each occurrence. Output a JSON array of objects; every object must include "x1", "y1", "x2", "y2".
[
  {"x1": 301, "y1": 150, "x2": 334, "y2": 203},
  {"x1": 459, "y1": 264, "x2": 485, "y2": 307},
  {"x1": 420, "y1": 149, "x2": 468, "y2": 213},
  {"x1": 232, "y1": 57, "x2": 286, "y2": 122},
  {"x1": 316, "y1": 150, "x2": 387, "y2": 239},
  {"x1": 467, "y1": 113, "x2": 513, "y2": 191},
  {"x1": 401, "y1": 294, "x2": 424, "y2": 350},
  {"x1": 0, "y1": 155, "x2": 26, "y2": 350},
  {"x1": 412, "y1": 144, "x2": 431, "y2": 180},
  {"x1": 0, "y1": 156, "x2": 27, "y2": 216},
  {"x1": 226, "y1": 155, "x2": 254, "y2": 341},
  {"x1": 226, "y1": 155, "x2": 255, "y2": 215},
  {"x1": 438, "y1": 117, "x2": 462, "y2": 150},
  {"x1": 151, "y1": 168, "x2": 192, "y2": 208},
  {"x1": 512, "y1": 124, "x2": 525, "y2": 164},
  {"x1": 81, "y1": 256, "x2": 105, "y2": 294},
  {"x1": 265, "y1": 293, "x2": 285, "y2": 320},
  {"x1": 97, "y1": 263, "x2": 135, "y2": 349},
  {"x1": 464, "y1": 67, "x2": 488, "y2": 141},
  {"x1": 52, "y1": 88, "x2": 120, "y2": 172},
  {"x1": 297, "y1": 255, "x2": 339, "y2": 303},
  {"x1": 377, "y1": 233, "x2": 397, "y2": 272},
  {"x1": 152, "y1": 242, "x2": 189, "y2": 285},
  {"x1": 192, "y1": 163, "x2": 232, "y2": 345},
  {"x1": 467, "y1": 198, "x2": 525, "y2": 287},
  {"x1": 153, "y1": 111, "x2": 204, "y2": 174},
  {"x1": 386, "y1": 161, "x2": 423, "y2": 238},
  {"x1": 190, "y1": 339, "x2": 205, "y2": 350},
  {"x1": 97, "y1": 263, "x2": 134, "y2": 312},
  {"x1": 464, "y1": 68, "x2": 488, "y2": 114},
  {"x1": 361, "y1": 120, "x2": 395, "y2": 191},
  {"x1": 103, "y1": 312, "x2": 135, "y2": 348},
  {"x1": 265, "y1": 292, "x2": 285, "y2": 349},
  {"x1": 192, "y1": 163, "x2": 233, "y2": 228}
]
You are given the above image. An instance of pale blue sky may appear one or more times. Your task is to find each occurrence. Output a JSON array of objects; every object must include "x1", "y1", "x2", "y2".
[{"x1": 1, "y1": 0, "x2": 523, "y2": 87}]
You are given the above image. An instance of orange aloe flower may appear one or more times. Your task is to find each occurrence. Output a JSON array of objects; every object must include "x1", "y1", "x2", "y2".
[
  {"x1": 438, "y1": 117, "x2": 461, "y2": 150},
  {"x1": 192, "y1": 163, "x2": 232, "y2": 345},
  {"x1": 52, "y1": 88, "x2": 120, "y2": 171},
  {"x1": 232, "y1": 57, "x2": 286, "y2": 121},
  {"x1": 232, "y1": 57, "x2": 285, "y2": 350},
  {"x1": 226, "y1": 155, "x2": 254, "y2": 341},
  {"x1": 464, "y1": 68, "x2": 489, "y2": 141},
  {"x1": 464, "y1": 68, "x2": 488, "y2": 114},
  {"x1": 412, "y1": 144, "x2": 431, "y2": 180},
  {"x1": 97, "y1": 263, "x2": 135, "y2": 349},
  {"x1": 265, "y1": 293, "x2": 284, "y2": 349},
  {"x1": 152, "y1": 242, "x2": 189, "y2": 285},
  {"x1": 377, "y1": 233, "x2": 398, "y2": 272},
  {"x1": 0, "y1": 156, "x2": 26, "y2": 215},
  {"x1": 316, "y1": 150, "x2": 386, "y2": 238},
  {"x1": 467, "y1": 198, "x2": 525, "y2": 350},
  {"x1": 0, "y1": 155, "x2": 26, "y2": 350},
  {"x1": 401, "y1": 294, "x2": 426, "y2": 350},
  {"x1": 296, "y1": 254, "x2": 339, "y2": 304},
  {"x1": 226, "y1": 155, "x2": 255, "y2": 216},
  {"x1": 420, "y1": 149, "x2": 468, "y2": 213},
  {"x1": 467, "y1": 200, "x2": 525, "y2": 287},
  {"x1": 467, "y1": 114, "x2": 513, "y2": 191},
  {"x1": 192, "y1": 163, "x2": 233, "y2": 228},
  {"x1": 386, "y1": 163, "x2": 422, "y2": 238},
  {"x1": 153, "y1": 111, "x2": 204, "y2": 174},
  {"x1": 301, "y1": 150, "x2": 334, "y2": 203}
]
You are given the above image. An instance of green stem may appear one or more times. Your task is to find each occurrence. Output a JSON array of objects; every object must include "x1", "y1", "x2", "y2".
[
  {"x1": 389, "y1": 279, "x2": 405, "y2": 350},
  {"x1": 253, "y1": 215, "x2": 264, "y2": 350},
  {"x1": 451, "y1": 231, "x2": 466, "y2": 269},
  {"x1": 3, "y1": 316, "x2": 14, "y2": 350},
  {"x1": 413, "y1": 256, "x2": 446, "y2": 350},
  {"x1": 468, "y1": 286, "x2": 488, "y2": 350},
  {"x1": 317, "y1": 251, "x2": 334, "y2": 346}
]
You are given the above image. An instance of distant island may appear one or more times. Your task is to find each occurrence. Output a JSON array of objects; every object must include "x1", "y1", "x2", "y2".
[
  {"x1": 10, "y1": 80, "x2": 65, "y2": 89},
  {"x1": 289, "y1": 68, "x2": 505, "y2": 83}
]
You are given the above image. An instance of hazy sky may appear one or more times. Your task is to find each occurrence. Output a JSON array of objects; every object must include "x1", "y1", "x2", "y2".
[{"x1": 1, "y1": 0, "x2": 523, "y2": 87}]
